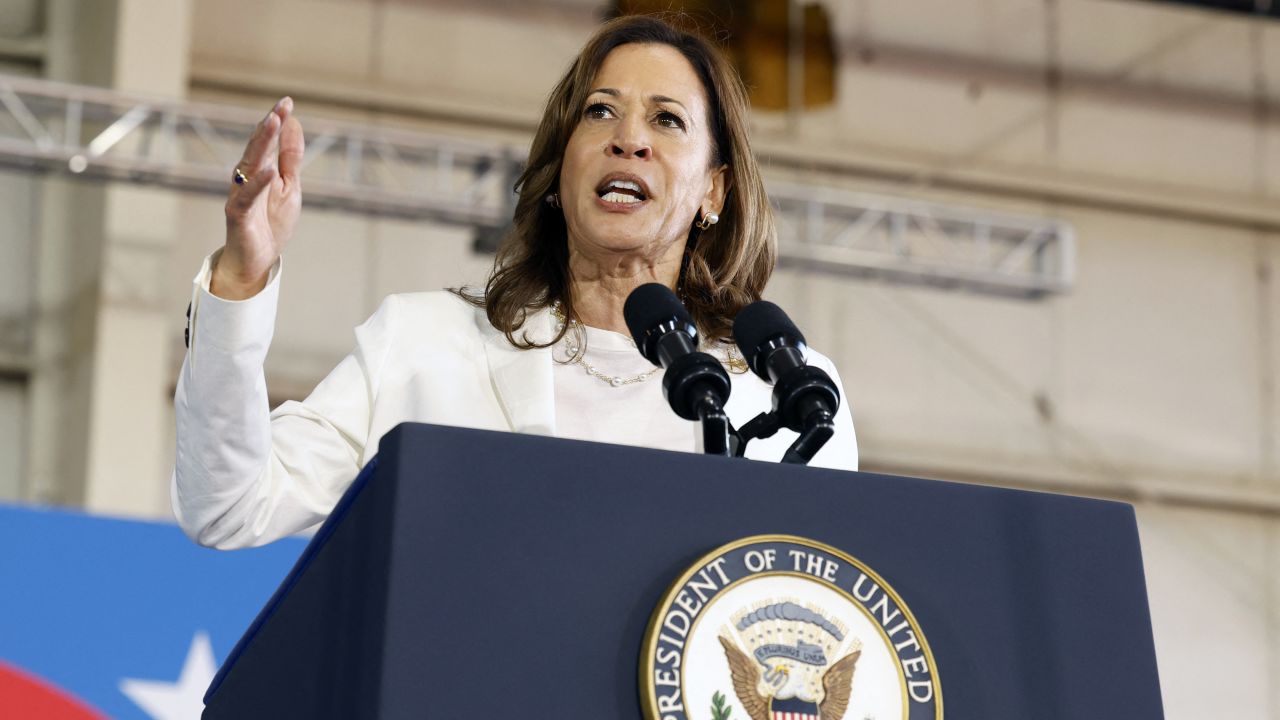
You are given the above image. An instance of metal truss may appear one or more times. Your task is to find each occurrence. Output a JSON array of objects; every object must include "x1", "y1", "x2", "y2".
[
  {"x1": 0, "y1": 73, "x2": 1073, "y2": 298},
  {"x1": 769, "y1": 183, "x2": 1074, "y2": 298},
  {"x1": 0, "y1": 73, "x2": 520, "y2": 226}
]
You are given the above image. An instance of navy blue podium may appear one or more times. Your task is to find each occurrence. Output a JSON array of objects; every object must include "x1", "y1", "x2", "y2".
[{"x1": 202, "y1": 423, "x2": 1164, "y2": 719}]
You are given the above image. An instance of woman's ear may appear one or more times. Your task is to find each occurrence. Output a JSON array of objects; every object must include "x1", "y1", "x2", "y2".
[{"x1": 703, "y1": 164, "x2": 730, "y2": 216}]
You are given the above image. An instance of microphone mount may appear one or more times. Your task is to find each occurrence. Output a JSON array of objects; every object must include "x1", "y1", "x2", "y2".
[
  {"x1": 625, "y1": 284, "x2": 737, "y2": 457},
  {"x1": 731, "y1": 302, "x2": 841, "y2": 465}
]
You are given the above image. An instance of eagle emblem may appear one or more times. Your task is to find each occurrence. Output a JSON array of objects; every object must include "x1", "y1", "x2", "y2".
[
  {"x1": 718, "y1": 601, "x2": 861, "y2": 720},
  {"x1": 640, "y1": 536, "x2": 941, "y2": 720}
]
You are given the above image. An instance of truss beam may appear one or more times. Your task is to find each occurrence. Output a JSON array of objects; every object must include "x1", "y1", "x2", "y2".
[
  {"x1": 769, "y1": 183, "x2": 1074, "y2": 297},
  {"x1": 0, "y1": 74, "x2": 1073, "y2": 298}
]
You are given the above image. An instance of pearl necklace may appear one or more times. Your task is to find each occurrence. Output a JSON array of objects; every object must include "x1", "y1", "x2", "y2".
[
  {"x1": 565, "y1": 335, "x2": 661, "y2": 387},
  {"x1": 552, "y1": 303, "x2": 659, "y2": 387},
  {"x1": 550, "y1": 302, "x2": 748, "y2": 388}
]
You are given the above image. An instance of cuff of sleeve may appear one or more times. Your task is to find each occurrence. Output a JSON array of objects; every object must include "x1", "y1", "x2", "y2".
[{"x1": 188, "y1": 249, "x2": 283, "y2": 356}]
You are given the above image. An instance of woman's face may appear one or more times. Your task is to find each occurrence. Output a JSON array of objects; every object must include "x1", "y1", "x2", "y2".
[{"x1": 559, "y1": 43, "x2": 727, "y2": 267}]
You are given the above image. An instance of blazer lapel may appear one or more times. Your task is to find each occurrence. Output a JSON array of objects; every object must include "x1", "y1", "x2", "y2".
[{"x1": 483, "y1": 307, "x2": 556, "y2": 436}]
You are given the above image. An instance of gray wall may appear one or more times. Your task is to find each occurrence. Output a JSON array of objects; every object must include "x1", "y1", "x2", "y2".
[{"x1": 0, "y1": 0, "x2": 39, "y2": 501}]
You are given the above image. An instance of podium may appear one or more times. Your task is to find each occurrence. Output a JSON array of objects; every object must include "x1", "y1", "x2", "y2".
[{"x1": 202, "y1": 423, "x2": 1164, "y2": 719}]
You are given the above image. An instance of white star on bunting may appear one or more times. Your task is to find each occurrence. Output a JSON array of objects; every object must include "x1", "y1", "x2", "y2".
[{"x1": 120, "y1": 631, "x2": 218, "y2": 720}]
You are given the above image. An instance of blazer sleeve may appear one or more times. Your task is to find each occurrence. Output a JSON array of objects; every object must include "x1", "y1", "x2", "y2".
[
  {"x1": 171, "y1": 251, "x2": 396, "y2": 549},
  {"x1": 803, "y1": 350, "x2": 859, "y2": 473}
]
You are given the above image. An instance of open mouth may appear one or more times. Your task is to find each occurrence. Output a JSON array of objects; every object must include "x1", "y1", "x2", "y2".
[{"x1": 596, "y1": 177, "x2": 649, "y2": 205}]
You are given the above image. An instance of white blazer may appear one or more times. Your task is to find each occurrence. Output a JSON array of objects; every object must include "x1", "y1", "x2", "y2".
[{"x1": 173, "y1": 254, "x2": 858, "y2": 549}]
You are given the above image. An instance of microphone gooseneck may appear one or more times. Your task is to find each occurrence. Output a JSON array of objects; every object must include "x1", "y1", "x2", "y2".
[
  {"x1": 623, "y1": 283, "x2": 734, "y2": 455},
  {"x1": 732, "y1": 301, "x2": 840, "y2": 464}
]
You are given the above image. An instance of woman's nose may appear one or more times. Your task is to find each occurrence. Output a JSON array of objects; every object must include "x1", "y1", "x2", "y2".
[{"x1": 609, "y1": 117, "x2": 651, "y2": 159}]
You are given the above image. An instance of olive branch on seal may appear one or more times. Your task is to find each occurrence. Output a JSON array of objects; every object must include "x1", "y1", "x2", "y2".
[{"x1": 710, "y1": 690, "x2": 733, "y2": 720}]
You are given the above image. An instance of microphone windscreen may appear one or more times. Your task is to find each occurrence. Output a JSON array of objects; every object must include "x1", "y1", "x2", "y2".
[
  {"x1": 732, "y1": 301, "x2": 805, "y2": 366},
  {"x1": 623, "y1": 283, "x2": 691, "y2": 348}
]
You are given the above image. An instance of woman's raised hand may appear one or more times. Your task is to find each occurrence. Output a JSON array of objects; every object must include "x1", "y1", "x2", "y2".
[{"x1": 212, "y1": 97, "x2": 305, "y2": 300}]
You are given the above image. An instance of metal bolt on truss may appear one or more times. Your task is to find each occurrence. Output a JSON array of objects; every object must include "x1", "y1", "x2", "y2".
[{"x1": 0, "y1": 73, "x2": 1073, "y2": 298}]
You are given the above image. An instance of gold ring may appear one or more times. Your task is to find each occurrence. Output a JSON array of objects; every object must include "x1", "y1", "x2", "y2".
[{"x1": 233, "y1": 168, "x2": 248, "y2": 185}]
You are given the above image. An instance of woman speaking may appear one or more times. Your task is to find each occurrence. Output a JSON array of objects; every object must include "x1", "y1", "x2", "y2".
[{"x1": 174, "y1": 15, "x2": 858, "y2": 549}]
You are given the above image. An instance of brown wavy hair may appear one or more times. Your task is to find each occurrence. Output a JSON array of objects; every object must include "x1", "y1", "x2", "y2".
[{"x1": 454, "y1": 14, "x2": 776, "y2": 347}]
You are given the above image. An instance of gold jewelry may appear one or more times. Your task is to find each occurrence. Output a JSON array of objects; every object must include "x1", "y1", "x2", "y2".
[
  {"x1": 550, "y1": 302, "x2": 746, "y2": 382},
  {"x1": 722, "y1": 345, "x2": 749, "y2": 374},
  {"x1": 551, "y1": 303, "x2": 658, "y2": 387},
  {"x1": 695, "y1": 210, "x2": 719, "y2": 231},
  {"x1": 570, "y1": 347, "x2": 660, "y2": 387},
  {"x1": 233, "y1": 167, "x2": 248, "y2": 185}
]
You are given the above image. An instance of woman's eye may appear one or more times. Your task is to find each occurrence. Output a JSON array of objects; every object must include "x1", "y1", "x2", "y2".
[
  {"x1": 656, "y1": 112, "x2": 686, "y2": 130},
  {"x1": 585, "y1": 103, "x2": 613, "y2": 120}
]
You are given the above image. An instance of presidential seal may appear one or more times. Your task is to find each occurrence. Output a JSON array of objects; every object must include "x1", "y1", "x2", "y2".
[{"x1": 640, "y1": 535, "x2": 942, "y2": 720}]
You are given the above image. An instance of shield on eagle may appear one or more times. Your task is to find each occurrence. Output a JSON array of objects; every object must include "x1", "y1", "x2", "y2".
[{"x1": 718, "y1": 601, "x2": 861, "y2": 720}]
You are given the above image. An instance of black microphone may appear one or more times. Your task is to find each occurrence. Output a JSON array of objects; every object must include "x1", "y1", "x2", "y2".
[
  {"x1": 732, "y1": 301, "x2": 839, "y2": 464},
  {"x1": 623, "y1": 283, "x2": 733, "y2": 455}
]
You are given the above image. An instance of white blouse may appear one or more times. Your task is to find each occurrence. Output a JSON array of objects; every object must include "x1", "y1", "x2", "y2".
[{"x1": 552, "y1": 323, "x2": 701, "y2": 453}]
